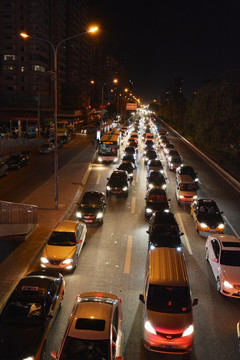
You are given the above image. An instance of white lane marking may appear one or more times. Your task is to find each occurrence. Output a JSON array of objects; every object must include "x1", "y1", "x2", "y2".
[
  {"x1": 124, "y1": 235, "x2": 133, "y2": 274},
  {"x1": 224, "y1": 216, "x2": 240, "y2": 238},
  {"x1": 175, "y1": 213, "x2": 193, "y2": 255},
  {"x1": 96, "y1": 174, "x2": 101, "y2": 185},
  {"x1": 131, "y1": 197, "x2": 136, "y2": 214}
]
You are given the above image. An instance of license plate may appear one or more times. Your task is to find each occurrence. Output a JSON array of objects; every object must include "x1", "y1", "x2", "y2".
[
  {"x1": 85, "y1": 220, "x2": 93, "y2": 223},
  {"x1": 209, "y1": 229, "x2": 216, "y2": 232},
  {"x1": 161, "y1": 344, "x2": 176, "y2": 349}
]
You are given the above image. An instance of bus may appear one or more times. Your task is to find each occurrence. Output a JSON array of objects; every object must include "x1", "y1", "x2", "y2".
[{"x1": 98, "y1": 131, "x2": 121, "y2": 163}]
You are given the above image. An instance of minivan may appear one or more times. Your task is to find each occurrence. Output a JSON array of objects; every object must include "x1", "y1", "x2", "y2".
[
  {"x1": 176, "y1": 174, "x2": 197, "y2": 205},
  {"x1": 139, "y1": 247, "x2": 198, "y2": 354}
]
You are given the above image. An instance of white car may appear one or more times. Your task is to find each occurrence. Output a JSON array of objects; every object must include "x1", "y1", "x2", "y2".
[{"x1": 205, "y1": 234, "x2": 240, "y2": 297}]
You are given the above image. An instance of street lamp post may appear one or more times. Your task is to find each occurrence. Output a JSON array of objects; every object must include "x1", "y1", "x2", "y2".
[{"x1": 21, "y1": 27, "x2": 98, "y2": 209}]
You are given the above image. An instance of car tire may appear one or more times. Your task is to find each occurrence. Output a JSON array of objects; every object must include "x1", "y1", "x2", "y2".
[{"x1": 217, "y1": 278, "x2": 221, "y2": 293}]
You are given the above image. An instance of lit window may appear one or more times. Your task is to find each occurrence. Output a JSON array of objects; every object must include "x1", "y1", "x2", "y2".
[
  {"x1": 4, "y1": 65, "x2": 15, "y2": 71},
  {"x1": 4, "y1": 54, "x2": 16, "y2": 61},
  {"x1": 32, "y1": 65, "x2": 45, "y2": 72},
  {"x1": 21, "y1": 66, "x2": 24, "y2": 72}
]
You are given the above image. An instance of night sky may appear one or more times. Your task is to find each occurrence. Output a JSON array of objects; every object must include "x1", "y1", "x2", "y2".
[{"x1": 89, "y1": 0, "x2": 240, "y2": 102}]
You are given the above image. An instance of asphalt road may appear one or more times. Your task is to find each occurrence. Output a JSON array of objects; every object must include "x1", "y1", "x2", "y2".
[{"x1": 2, "y1": 121, "x2": 240, "y2": 359}]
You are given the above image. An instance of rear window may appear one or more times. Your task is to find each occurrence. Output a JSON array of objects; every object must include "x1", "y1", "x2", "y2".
[{"x1": 76, "y1": 318, "x2": 105, "y2": 331}]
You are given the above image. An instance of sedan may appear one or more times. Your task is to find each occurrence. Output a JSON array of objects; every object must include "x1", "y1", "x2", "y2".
[
  {"x1": 144, "y1": 149, "x2": 158, "y2": 164},
  {"x1": 123, "y1": 146, "x2": 136, "y2": 159},
  {"x1": 51, "y1": 292, "x2": 123, "y2": 360},
  {"x1": 191, "y1": 199, "x2": 225, "y2": 236},
  {"x1": 167, "y1": 155, "x2": 183, "y2": 171},
  {"x1": 163, "y1": 143, "x2": 175, "y2": 155},
  {"x1": 122, "y1": 154, "x2": 136, "y2": 169},
  {"x1": 76, "y1": 191, "x2": 106, "y2": 225},
  {"x1": 106, "y1": 170, "x2": 130, "y2": 198},
  {"x1": 145, "y1": 188, "x2": 170, "y2": 219},
  {"x1": 205, "y1": 234, "x2": 240, "y2": 297},
  {"x1": 0, "y1": 270, "x2": 65, "y2": 360},
  {"x1": 0, "y1": 161, "x2": 8, "y2": 177},
  {"x1": 146, "y1": 159, "x2": 164, "y2": 174},
  {"x1": 39, "y1": 143, "x2": 54, "y2": 154},
  {"x1": 146, "y1": 170, "x2": 167, "y2": 190},
  {"x1": 176, "y1": 165, "x2": 199, "y2": 187},
  {"x1": 6, "y1": 152, "x2": 29, "y2": 170},
  {"x1": 117, "y1": 162, "x2": 134, "y2": 181}
]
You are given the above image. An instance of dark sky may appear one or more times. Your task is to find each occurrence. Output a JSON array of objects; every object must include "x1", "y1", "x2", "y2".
[{"x1": 89, "y1": 0, "x2": 240, "y2": 102}]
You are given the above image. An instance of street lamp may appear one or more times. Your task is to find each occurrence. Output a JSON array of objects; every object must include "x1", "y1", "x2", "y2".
[{"x1": 20, "y1": 26, "x2": 98, "y2": 209}]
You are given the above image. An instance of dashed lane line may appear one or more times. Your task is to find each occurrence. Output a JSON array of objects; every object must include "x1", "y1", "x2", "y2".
[{"x1": 124, "y1": 235, "x2": 133, "y2": 274}]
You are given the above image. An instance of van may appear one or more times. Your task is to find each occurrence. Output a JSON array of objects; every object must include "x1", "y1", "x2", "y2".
[
  {"x1": 40, "y1": 220, "x2": 87, "y2": 272},
  {"x1": 139, "y1": 247, "x2": 198, "y2": 354},
  {"x1": 176, "y1": 174, "x2": 197, "y2": 205}
]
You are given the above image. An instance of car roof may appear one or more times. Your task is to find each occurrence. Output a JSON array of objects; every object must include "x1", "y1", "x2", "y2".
[
  {"x1": 147, "y1": 188, "x2": 167, "y2": 195},
  {"x1": 54, "y1": 220, "x2": 80, "y2": 232},
  {"x1": 153, "y1": 211, "x2": 176, "y2": 223},
  {"x1": 198, "y1": 199, "x2": 217, "y2": 206},
  {"x1": 209, "y1": 234, "x2": 240, "y2": 251},
  {"x1": 82, "y1": 191, "x2": 104, "y2": 198},
  {"x1": 68, "y1": 292, "x2": 119, "y2": 340},
  {"x1": 178, "y1": 174, "x2": 194, "y2": 183}
]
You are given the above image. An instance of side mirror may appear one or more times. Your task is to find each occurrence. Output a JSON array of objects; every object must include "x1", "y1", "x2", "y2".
[
  {"x1": 192, "y1": 298, "x2": 198, "y2": 306},
  {"x1": 139, "y1": 294, "x2": 145, "y2": 303},
  {"x1": 180, "y1": 232, "x2": 184, "y2": 236},
  {"x1": 146, "y1": 230, "x2": 149, "y2": 234},
  {"x1": 168, "y1": 199, "x2": 171, "y2": 202},
  {"x1": 107, "y1": 177, "x2": 109, "y2": 180}
]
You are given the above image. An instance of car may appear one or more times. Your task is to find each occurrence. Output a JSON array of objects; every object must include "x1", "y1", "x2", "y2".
[
  {"x1": 6, "y1": 152, "x2": 29, "y2": 170},
  {"x1": 0, "y1": 161, "x2": 8, "y2": 177},
  {"x1": 146, "y1": 170, "x2": 167, "y2": 190},
  {"x1": 123, "y1": 146, "x2": 136, "y2": 158},
  {"x1": 205, "y1": 234, "x2": 240, "y2": 297},
  {"x1": 167, "y1": 154, "x2": 183, "y2": 171},
  {"x1": 166, "y1": 149, "x2": 181, "y2": 161},
  {"x1": 0, "y1": 270, "x2": 65, "y2": 360},
  {"x1": 59, "y1": 134, "x2": 71, "y2": 144},
  {"x1": 106, "y1": 170, "x2": 130, "y2": 197},
  {"x1": 190, "y1": 199, "x2": 225, "y2": 236},
  {"x1": 144, "y1": 139, "x2": 155, "y2": 150},
  {"x1": 176, "y1": 165, "x2": 199, "y2": 187},
  {"x1": 51, "y1": 292, "x2": 123, "y2": 360},
  {"x1": 146, "y1": 159, "x2": 164, "y2": 174},
  {"x1": 122, "y1": 154, "x2": 136, "y2": 169},
  {"x1": 144, "y1": 149, "x2": 157, "y2": 164},
  {"x1": 40, "y1": 220, "x2": 87, "y2": 272},
  {"x1": 39, "y1": 143, "x2": 55, "y2": 154},
  {"x1": 76, "y1": 191, "x2": 106, "y2": 225},
  {"x1": 127, "y1": 140, "x2": 138, "y2": 152},
  {"x1": 176, "y1": 174, "x2": 198, "y2": 205},
  {"x1": 147, "y1": 211, "x2": 183, "y2": 249},
  {"x1": 163, "y1": 143, "x2": 175, "y2": 155},
  {"x1": 145, "y1": 188, "x2": 170, "y2": 219},
  {"x1": 160, "y1": 139, "x2": 170, "y2": 149},
  {"x1": 117, "y1": 162, "x2": 134, "y2": 181}
]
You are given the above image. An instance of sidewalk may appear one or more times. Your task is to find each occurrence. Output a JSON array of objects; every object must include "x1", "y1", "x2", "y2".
[{"x1": 0, "y1": 142, "x2": 96, "y2": 313}]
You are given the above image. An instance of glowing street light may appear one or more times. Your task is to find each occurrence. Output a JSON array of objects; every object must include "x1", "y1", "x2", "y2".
[{"x1": 21, "y1": 26, "x2": 99, "y2": 209}]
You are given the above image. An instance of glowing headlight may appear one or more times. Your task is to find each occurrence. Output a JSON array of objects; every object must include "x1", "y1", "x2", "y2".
[
  {"x1": 129, "y1": 173, "x2": 133, "y2": 177},
  {"x1": 150, "y1": 244, "x2": 155, "y2": 250},
  {"x1": 96, "y1": 212, "x2": 103, "y2": 219},
  {"x1": 195, "y1": 178, "x2": 199, "y2": 182},
  {"x1": 113, "y1": 158, "x2": 118, "y2": 162},
  {"x1": 23, "y1": 357, "x2": 34, "y2": 360},
  {"x1": 98, "y1": 157, "x2": 102, "y2": 162},
  {"x1": 179, "y1": 195, "x2": 184, "y2": 199},
  {"x1": 146, "y1": 208, "x2": 152, "y2": 214},
  {"x1": 149, "y1": 183, "x2": 153, "y2": 189},
  {"x1": 144, "y1": 320, "x2": 157, "y2": 335},
  {"x1": 76, "y1": 211, "x2": 82, "y2": 218},
  {"x1": 193, "y1": 195, "x2": 198, "y2": 199},
  {"x1": 122, "y1": 186, "x2": 128, "y2": 191},
  {"x1": 62, "y1": 258, "x2": 73, "y2": 265},
  {"x1": 200, "y1": 223, "x2": 208, "y2": 228},
  {"x1": 182, "y1": 324, "x2": 194, "y2": 337},
  {"x1": 223, "y1": 280, "x2": 233, "y2": 288},
  {"x1": 145, "y1": 157, "x2": 149, "y2": 161},
  {"x1": 218, "y1": 223, "x2": 225, "y2": 229},
  {"x1": 162, "y1": 184, "x2": 166, "y2": 190},
  {"x1": 177, "y1": 246, "x2": 182, "y2": 252},
  {"x1": 168, "y1": 156, "x2": 172, "y2": 161},
  {"x1": 40, "y1": 257, "x2": 49, "y2": 264},
  {"x1": 106, "y1": 185, "x2": 111, "y2": 191}
]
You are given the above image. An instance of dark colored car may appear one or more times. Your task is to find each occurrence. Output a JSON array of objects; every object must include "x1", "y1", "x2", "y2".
[
  {"x1": 127, "y1": 140, "x2": 138, "y2": 152},
  {"x1": 106, "y1": 170, "x2": 130, "y2": 198},
  {"x1": 144, "y1": 149, "x2": 157, "y2": 164},
  {"x1": 146, "y1": 170, "x2": 167, "y2": 190},
  {"x1": 176, "y1": 165, "x2": 199, "y2": 187},
  {"x1": 0, "y1": 270, "x2": 65, "y2": 360},
  {"x1": 147, "y1": 211, "x2": 183, "y2": 249},
  {"x1": 190, "y1": 199, "x2": 225, "y2": 236},
  {"x1": 59, "y1": 135, "x2": 71, "y2": 144},
  {"x1": 146, "y1": 159, "x2": 164, "y2": 174},
  {"x1": 6, "y1": 152, "x2": 29, "y2": 170},
  {"x1": 145, "y1": 188, "x2": 170, "y2": 219},
  {"x1": 167, "y1": 155, "x2": 183, "y2": 171},
  {"x1": 123, "y1": 146, "x2": 136, "y2": 158},
  {"x1": 117, "y1": 162, "x2": 134, "y2": 181},
  {"x1": 76, "y1": 191, "x2": 106, "y2": 225},
  {"x1": 122, "y1": 154, "x2": 136, "y2": 169},
  {"x1": 0, "y1": 161, "x2": 8, "y2": 177},
  {"x1": 144, "y1": 139, "x2": 155, "y2": 150}
]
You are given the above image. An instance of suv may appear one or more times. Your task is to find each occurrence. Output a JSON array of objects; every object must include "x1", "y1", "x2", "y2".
[
  {"x1": 76, "y1": 191, "x2": 106, "y2": 225},
  {"x1": 106, "y1": 170, "x2": 130, "y2": 197},
  {"x1": 145, "y1": 188, "x2": 170, "y2": 219},
  {"x1": 146, "y1": 170, "x2": 167, "y2": 190}
]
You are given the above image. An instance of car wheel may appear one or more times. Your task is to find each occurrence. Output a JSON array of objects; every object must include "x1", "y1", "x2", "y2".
[{"x1": 217, "y1": 278, "x2": 221, "y2": 293}]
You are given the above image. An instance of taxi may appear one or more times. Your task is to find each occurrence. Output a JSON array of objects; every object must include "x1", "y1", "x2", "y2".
[
  {"x1": 0, "y1": 270, "x2": 65, "y2": 360},
  {"x1": 190, "y1": 199, "x2": 225, "y2": 236},
  {"x1": 40, "y1": 220, "x2": 87, "y2": 272}
]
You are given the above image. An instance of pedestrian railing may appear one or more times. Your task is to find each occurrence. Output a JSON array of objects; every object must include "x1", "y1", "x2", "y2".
[{"x1": 0, "y1": 201, "x2": 38, "y2": 224}]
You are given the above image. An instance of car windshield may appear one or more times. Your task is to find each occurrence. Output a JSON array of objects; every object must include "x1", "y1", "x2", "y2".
[
  {"x1": 172, "y1": 158, "x2": 181, "y2": 163},
  {"x1": 182, "y1": 167, "x2": 194, "y2": 176},
  {"x1": 199, "y1": 204, "x2": 218, "y2": 214},
  {"x1": 59, "y1": 337, "x2": 110, "y2": 360},
  {"x1": 81, "y1": 195, "x2": 101, "y2": 208},
  {"x1": 147, "y1": 284, "x2": 191, "y2": 313},
  {"x1": 48, "y1": 231, "x2": 76, "y2": 246},
  {"x1": 220, "y1": 250, "x2": 240, "y2": 266},
  {"x1": 180, "y1": 183, "x2": 196, "y2": 191},
  {"x1": 1, "y1": 300, "x2": 43, "y2": 324},
  {"x1": 151, "y1": 224, "x2": 178, "y2": 237},
  {"x1": 98, "y1": 144, "x2": 117, "y2": 156}
]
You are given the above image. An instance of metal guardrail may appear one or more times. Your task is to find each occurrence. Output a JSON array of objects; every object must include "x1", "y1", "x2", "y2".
[{"x1": 0, "y1": 201, "x2": 38, "y2": 224}]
